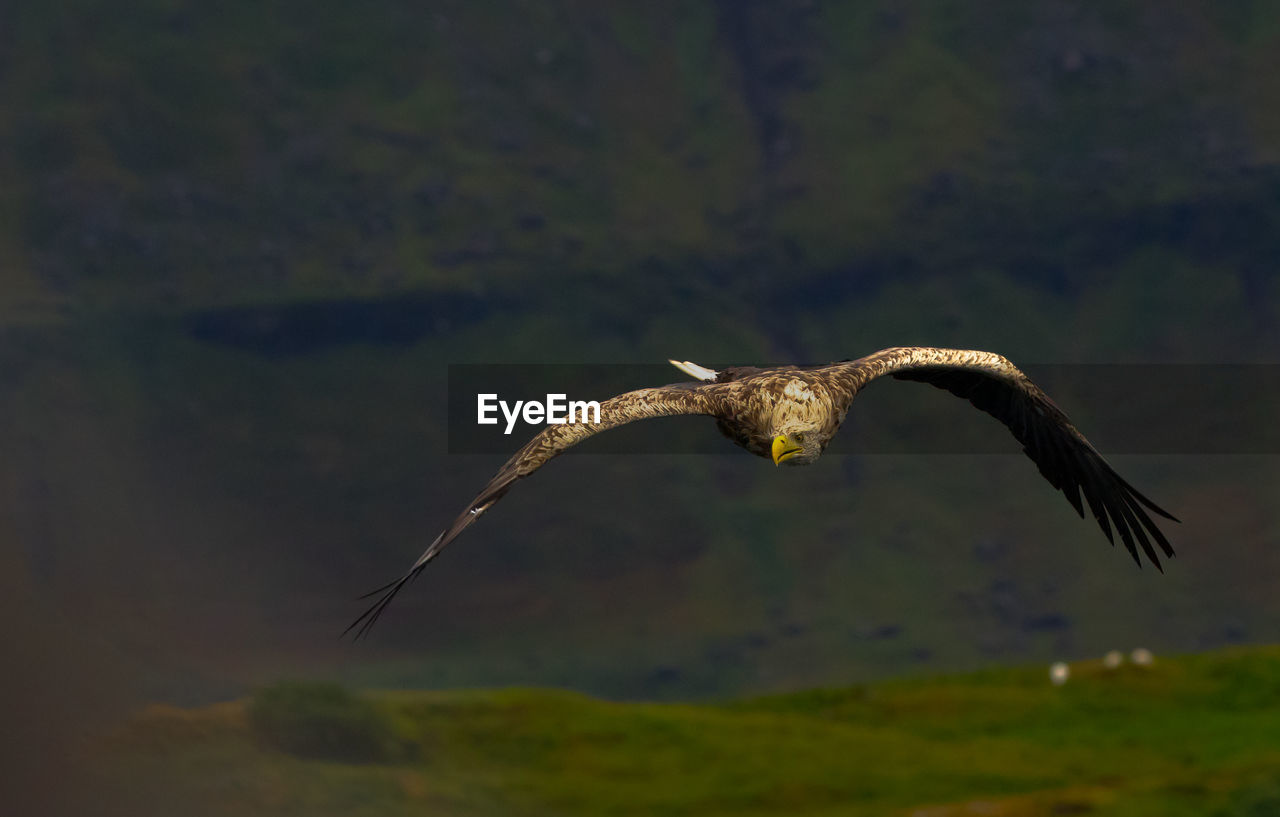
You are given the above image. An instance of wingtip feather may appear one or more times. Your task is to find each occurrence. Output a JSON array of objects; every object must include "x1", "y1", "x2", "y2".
[{"x1": 344, "y1": 535, "x2": 448, "y2": 640}]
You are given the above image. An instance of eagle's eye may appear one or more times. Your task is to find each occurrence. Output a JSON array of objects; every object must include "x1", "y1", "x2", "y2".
[{"x1": 794, "y1": 432, "x2": 806, "y2": 443}]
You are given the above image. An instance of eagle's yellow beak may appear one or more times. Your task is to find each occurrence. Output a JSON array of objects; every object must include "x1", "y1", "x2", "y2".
[{"x1": 772, "y1": 434, "x2": 803, "y2": 466}]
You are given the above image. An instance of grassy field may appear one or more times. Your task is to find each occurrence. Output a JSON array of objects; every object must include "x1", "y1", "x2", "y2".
[{"x1": 82, "y1": 645, "x2": 1280, "y2": 816}]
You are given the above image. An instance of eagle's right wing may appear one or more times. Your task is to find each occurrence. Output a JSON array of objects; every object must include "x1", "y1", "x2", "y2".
[{"x1": 346, "y1": 382, "x2": 727, "y2": 638}]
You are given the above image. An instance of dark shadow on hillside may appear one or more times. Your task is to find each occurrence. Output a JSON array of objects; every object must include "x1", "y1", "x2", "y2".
[{"x1": 184, "y1": 291, "x2": 497, "y2": 355}]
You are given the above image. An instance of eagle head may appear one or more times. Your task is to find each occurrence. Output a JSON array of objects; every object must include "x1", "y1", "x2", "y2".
[{"x1": 771, "y1": 429, "x2": 824, "y2": 466}]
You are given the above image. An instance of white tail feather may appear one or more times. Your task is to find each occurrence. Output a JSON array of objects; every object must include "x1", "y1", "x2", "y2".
[{"x1": 668, "y1": 359, "x2": 718, "y2": 381}]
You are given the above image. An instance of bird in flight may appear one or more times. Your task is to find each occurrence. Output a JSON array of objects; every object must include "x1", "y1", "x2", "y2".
[{"x1": 347, "y1": 347, "x2": 1177, "y2": 638}]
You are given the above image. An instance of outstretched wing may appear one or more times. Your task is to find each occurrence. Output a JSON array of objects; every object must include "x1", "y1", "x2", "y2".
[
  {"x1": 346, "y1": 382, "x2": 727, "y2": 638},
  {"x1": 825, "y1": 347, "x2": 1178, "y2": 568}
]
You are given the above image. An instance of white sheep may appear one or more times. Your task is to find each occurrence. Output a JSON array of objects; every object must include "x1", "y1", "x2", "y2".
[{"x1": 1049, "y1": 661, "x2": 1070, "y2": 686}]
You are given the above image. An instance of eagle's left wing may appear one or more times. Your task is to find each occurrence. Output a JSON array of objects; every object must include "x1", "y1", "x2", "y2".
[
  {"x1": 346, "y1": 382, "x2": 727, "y2": 638},
  {"x1": 825, "y1": 347, "x2": 1178, "y2": 569}
]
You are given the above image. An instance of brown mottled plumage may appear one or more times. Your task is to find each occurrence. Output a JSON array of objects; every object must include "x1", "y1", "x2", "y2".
[{"x1": 347, "y1": 347, "x2": 1178, "y2": 637}]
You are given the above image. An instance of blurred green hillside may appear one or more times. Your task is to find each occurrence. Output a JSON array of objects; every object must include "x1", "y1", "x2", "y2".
[
  {"x1": 80, "y1": 646, "x2": 1280, "y2": 816},
  {"x1": 3, "y1": 0, "x2": 1280, "y2": 718},
  {"x1": 5, "y1": 1, "x2": 1280, "y2": 329}
]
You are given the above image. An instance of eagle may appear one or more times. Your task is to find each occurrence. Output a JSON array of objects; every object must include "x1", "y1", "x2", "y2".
[{"x1": 347, "y1": 347, "x2": 1177, "y2": 637}]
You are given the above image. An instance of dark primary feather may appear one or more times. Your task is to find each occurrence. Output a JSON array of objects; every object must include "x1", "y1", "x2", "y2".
[
  {"x1": 886, "y1": 364, "x2": 1178, "y2": 569},
  {"x1": 343, "y1": 470, "x2": 519, "y2": 640}
]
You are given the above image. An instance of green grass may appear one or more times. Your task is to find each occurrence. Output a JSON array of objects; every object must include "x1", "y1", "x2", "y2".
[{"x1": 85, "y1": 645, "x2": 1280, "y2": 816}]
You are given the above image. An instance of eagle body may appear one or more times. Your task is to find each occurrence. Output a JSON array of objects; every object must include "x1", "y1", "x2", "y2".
[
  {"x1": 709, "y1": 366, "x2": 847, "y2": 462},
  {"x1": 348, "y1": 347, "x2": 1179, "y2": 637}
]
